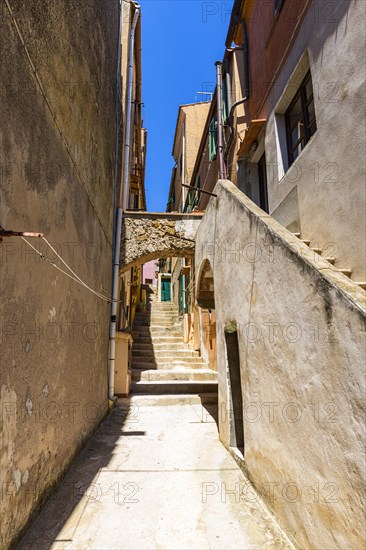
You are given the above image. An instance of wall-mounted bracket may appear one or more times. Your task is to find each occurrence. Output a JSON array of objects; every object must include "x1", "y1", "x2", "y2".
[{"x1": 0, "y1": 225, "x2": 44, "y2": 243}]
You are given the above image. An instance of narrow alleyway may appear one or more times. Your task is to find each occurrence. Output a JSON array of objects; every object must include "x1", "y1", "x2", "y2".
[
  {"x1": 18, "y1": 289, "x2": 293, "y2": 550},
  {"x1": 131, "y1": 286, "x2": 218, "y2": 395},
  {"x1": 19, "y1": 398, "x2": 293, "y2": 550}
]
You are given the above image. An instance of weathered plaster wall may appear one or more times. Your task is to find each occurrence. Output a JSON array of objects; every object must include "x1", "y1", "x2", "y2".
[
  {"x1": 0, "y1": 1, "x2": 119, "y2": 547},
  {"x1": 183, "y1": 103, "x2": 211, "y2": 186},
  {"x1": 171, "y1": 257, "x2": 183, "y2": 309},
  {"x1": 142, "y1": 260, "x2": 157, "y2": 286},
  {"x1": 264, "y1": 0, "x2": 366, "y2": 280},
  {"x1": 120, "y1": 213, "x2": 202, "y2": 271},
  {"x1": 196, "y1": 180, "x2": 366, "y2": 549}
]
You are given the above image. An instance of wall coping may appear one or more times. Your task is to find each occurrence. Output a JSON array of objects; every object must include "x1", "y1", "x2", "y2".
[
  {"x1": 216, "y1": 179, "x2": 366, "y2": 316},
  {"x1": 123, "y1": 211, "x2": 204, "y2": 220}
]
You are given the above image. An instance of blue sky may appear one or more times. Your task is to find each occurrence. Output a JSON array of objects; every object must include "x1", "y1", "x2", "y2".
[{"x1": 140, "y1": 0, "x2": 234, "y2": 211}]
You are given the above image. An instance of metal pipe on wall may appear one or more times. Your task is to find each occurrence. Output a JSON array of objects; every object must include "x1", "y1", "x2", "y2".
[
  {"x1": 224, "y1": 19, "x2": 250, "y2": 162},
  {"x1": 225, "y1": 57, "x2": 232, "y2": 115},
  {"x1": 108, "y1": 2, "x2": 141, "y2": 403},
  {"x1": 215, "y1": 61, "x2": 227, "y2": 180}
]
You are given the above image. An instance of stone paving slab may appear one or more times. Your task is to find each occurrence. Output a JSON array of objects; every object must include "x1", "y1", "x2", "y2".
[{"x1": 19, "y1": 401, "x2": 294, "y2": 550}]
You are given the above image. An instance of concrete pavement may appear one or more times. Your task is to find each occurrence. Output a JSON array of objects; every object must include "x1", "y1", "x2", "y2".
[{"x1": 19, "y1": 398, "x2": 294, "y2": 550}]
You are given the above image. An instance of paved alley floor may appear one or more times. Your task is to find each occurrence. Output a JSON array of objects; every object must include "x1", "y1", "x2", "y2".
[{"x1": 19, "y1": 398, "x2": 293, "y2": 550}]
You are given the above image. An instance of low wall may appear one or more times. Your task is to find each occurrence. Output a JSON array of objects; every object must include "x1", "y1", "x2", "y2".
[{"x1": 195, "y1": 180, "x2": 366, "y2": 549}]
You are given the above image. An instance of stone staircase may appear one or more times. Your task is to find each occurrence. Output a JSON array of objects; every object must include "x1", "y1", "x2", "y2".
[
  {"x1": 131, "y1": 286, "x2": 218, "y2": 401},
  {"x1": 292, "y1": 233, "x2": 366, "y2": 290}
]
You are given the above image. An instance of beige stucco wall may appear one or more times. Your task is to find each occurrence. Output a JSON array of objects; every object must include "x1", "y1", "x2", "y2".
[
  {"x1": 0, "y1": 1, "x2": 119, "y2": 547},
  {"x1": 183, "y1": 103, "x2": 211, "y2": 186},
  {"x1": 195, "y1": 180, "x2": 366, "y2": 549},
  {"x1": 171, "y1": 102, "x2": 211, "y2": 211},
  {"x1": 263, "y1": 0, "x2": 366, "y2": 280}
]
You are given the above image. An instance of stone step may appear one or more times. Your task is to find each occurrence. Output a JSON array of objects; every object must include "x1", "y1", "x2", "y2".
[
  {"x1": 148, "y1": 309, "x2": 178, "y2": 313},
  {"x1": 133, "y1": 323, "x2": 182, "y2": 332},
  {"x1": 132, "y1": 357, "x2": 202, "y2": 366},
  {"x1": 136, "y1": 334, "x2": 183, "y2": 341},
  {"x1": 355, "y1": 282, "x2": 366, "y2": 290},
  {"x1": 134, "y1": 321, "x2": 179, "y2": 328},
  {"x1": 309, "y1": 247, "x2": 322, "y2": 255},
  {"x1": 118, "y1": 393, "x2": 218, "y2": 406},
  {"x1": 146, "y1": 310, "x2": 177, "y2": 315},
  {"x1": 337, "y1": 268, "x2": 352, "y2": 278},
  {"x1": 324, "y1": 257, "x2": 336, "y2": 265},
  {"x1": 134, "y1": 336, "x2": 184, "y2": 344},
  {"x1": 143, "y1": 305, "x2": 177, "y2": 309},
  {"x1": 133, "y1": 343, "x2": 192, "y2": 351},
  {"x1": 131, "y1": 380, "x2": 218, "y2": 395},
  {"x1": 137, "y1": 327, "x2": 182, "y2": 335},
  {"x1": 132, "y1": 360, "x2": 207, "y2": 370},
  {"x1": 135, "y1": 310, "x2": 179, "y2": 318},
  {"x1": 132, "y1": 369, "x2": 217, "y2": 382},
  {"x1": 132, "y1": 349, "x2": 199, "y2": 358}
]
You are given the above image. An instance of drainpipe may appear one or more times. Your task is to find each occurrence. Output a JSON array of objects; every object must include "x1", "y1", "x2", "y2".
[
  {"x1": 224, "y1": 19, "x2": 250, "y2": 162},
  {"x1": 181, "y1": 121, "x2": 186, "y2": 211},
  {"x1": 108, "y1": 2, "x2": 141, "y2": 403},
  {"x1": 182, "y1": 258, "x2": 186, "y2": 314},
  {"x1": 215, "y1": 61, "x2": 227, "y2": 180},
  {"x1": 225, "y1": 57, "x2": 232, "y2": 114},
  {"x1": 122, "y1": 4, "x2": 141, "y2": 210},
  {"x1": 181, "y1": 120, "x2": 186, "y2": 313}
]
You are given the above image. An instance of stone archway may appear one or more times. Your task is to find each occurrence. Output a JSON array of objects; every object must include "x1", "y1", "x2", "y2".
[
  {"x1": 120, "y1": 211, "x2": 203, "y2": 272},
  {"x1": 196, "y1": 258, "x2": 217, "y2": 384},
  {"x1": 196, "y1": 259, "x2": 215, "y2": 309}
]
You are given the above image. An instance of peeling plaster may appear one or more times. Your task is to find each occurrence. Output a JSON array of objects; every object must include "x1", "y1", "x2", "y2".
[{"x1": 48, "y1": 307, "x2": 56, "y2": 321}]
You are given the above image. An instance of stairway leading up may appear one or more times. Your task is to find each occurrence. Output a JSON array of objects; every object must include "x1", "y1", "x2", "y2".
[{"x1": 130, "y1": 286, "x2": 218, "y2": 403}]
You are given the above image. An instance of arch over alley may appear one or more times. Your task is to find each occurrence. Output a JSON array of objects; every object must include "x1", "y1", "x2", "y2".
[{"x1": 120, "y1": 211, "x2": 203, "y2": 271}]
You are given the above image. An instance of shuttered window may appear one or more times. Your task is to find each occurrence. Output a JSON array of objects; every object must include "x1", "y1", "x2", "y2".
[
  {"x1": 285, "y1": 70, "x2": 317, "y2": 166},
  {"x1": 209, "y1": 117, "x2": 217, "y2": 161}
]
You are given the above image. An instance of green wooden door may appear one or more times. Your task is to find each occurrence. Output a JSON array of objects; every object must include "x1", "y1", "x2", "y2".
[{"x1": 161, "y1": 278, "x2": 171, "y2": 302}]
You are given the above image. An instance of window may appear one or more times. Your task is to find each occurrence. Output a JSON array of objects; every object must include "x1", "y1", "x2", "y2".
[
  {"x1": 285, "y1": 70, "x2": 317, "y2": 166},
  {"x1": 208, "y1": 117, "x2": 217, "y2": 161},
  {"x1": 275, "y1": 0, "x2": 284, "y2": 16}
]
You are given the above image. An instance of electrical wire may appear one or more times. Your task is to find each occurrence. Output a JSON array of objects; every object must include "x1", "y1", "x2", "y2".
[
  {"x1": 21, "y1": 237, "x2": 118, "y2": 303},
  {"x1": 42, "y1": 237, "x2": 111, "y2": 300}
]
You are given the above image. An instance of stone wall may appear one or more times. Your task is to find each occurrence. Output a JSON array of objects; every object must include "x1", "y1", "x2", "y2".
[
  {"x1": 0, "y1": 1, "x2": 119, "y2": 547},
  {"x1": 120, "y1": 213, "x2": 203, "y2": 271},
  {"x1": 195, "y1": 180, "x2": 366, "y2": 549}
]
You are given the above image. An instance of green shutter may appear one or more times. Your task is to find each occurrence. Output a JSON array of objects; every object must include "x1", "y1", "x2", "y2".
[
  {"x1": 193, "y1": 175, "x2": 201, "y2": 208},
  {"x1": 209, "y1": 117, "x2": 217, "y2": 161}
]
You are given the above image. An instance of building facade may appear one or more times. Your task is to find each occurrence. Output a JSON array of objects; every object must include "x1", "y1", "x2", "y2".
[
  {"x1": 192, "y1": 0, "x2": 366, "y2": 547},
  {"x1": 164, "y1": 103, "x2": 211, "y2": 348},
  {"x1": 113, "y1": 0, "x2": 147, "y2": 397},
  {"x1": 0, "y1": 0, "x2": 147, "y2": 546},
  {"x1": 190, "y1": 0, "x2": 365, "y2": 284}
]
